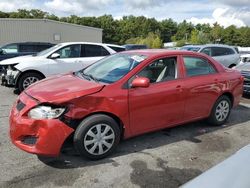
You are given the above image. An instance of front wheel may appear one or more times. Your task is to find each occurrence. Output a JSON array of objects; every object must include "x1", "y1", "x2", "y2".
[
  {"x1": 74, "y1": 114, "x2": 121, "y2": 160},
  {"x1": 208, "y1": 95, "x2": 232, "y2": 126},
  {"x1": 18, "y1": 72, "x2": 43, "y2": 92}
]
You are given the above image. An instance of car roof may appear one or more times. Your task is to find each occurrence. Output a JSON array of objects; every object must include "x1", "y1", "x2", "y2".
[
  {"x1": 6, "y1": 42, "x2": 54, "y2": 45},
  {"x1": 121, "y1": 49, "x2": 204, "y2": 58},
  {"x1": 124, "y1": 44, "x2": 147, "y2": 47},
  {"x1": 104, "y1": 43, "x2": 125, "y2": 48},
  {"x1": 184, "y1": 44, "x2": 234, "y2": 48},
  {"x1": 58, "y1": 42, "x2": 124, "y2": 48}
]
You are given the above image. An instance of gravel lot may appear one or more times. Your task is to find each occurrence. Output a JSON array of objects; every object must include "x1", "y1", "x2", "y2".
[{"x1": 0, "y1": 86, "x2": 250, "y2": 188}]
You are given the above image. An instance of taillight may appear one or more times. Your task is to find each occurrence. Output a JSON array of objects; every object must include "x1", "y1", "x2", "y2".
[{"x1": 240, "y1": 76, "x2": 244, "y2": 82}]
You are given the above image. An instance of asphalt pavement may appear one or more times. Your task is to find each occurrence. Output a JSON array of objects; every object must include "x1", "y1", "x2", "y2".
[{"x1": 0, "y1": 86, "x2": 250, "y2": 188}]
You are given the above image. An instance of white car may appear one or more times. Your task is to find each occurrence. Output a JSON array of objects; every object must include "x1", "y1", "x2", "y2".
[
  {"x1": 239, "y1": 54, "x2": 250, "y2": 65},
  {"x1": 181, "y1": 44, "x2": 240, "y2": 68},
  {"x1": 0, "y1": 42, "x2": 125, "y2": 91},
  {"x1": 181, "y1": 144, "x2": 250, "y2": 188}
]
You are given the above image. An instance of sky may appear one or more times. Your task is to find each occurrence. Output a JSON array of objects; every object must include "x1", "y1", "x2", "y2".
[{"x1": 0, "y1": 0, "x2": 249, "y2": 27}]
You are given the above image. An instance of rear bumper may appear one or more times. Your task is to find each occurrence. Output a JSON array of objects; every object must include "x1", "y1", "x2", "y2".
[{"x1": 9, "y1": 93, "x2": 74, "y2": 157}]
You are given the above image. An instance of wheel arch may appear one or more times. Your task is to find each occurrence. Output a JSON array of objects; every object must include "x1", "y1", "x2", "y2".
[
  {"x1": 78, "y1": 111, "x2": 125, "y2": 139},
  {"x1": 221, "y1": 91, "x2": 234, "y2": 105},
  {"x1": 228, "y1": 64, "x2": 236, "y2": 68},
  {"x1": 15, "y1": 69, "x2": 46, "y2": 87}
]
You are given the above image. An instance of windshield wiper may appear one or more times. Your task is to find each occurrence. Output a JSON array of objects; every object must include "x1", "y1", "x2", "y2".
[{"x1": 81, "y1": 72, "x2": 99, "y2": 82}]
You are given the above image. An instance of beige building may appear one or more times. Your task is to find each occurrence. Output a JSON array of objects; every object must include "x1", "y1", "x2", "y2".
[{"x1": 0, "y1": 19, "x2": 102, "y2": 46}]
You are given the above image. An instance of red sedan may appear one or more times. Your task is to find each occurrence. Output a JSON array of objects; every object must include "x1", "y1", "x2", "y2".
[{"x1": 9, "y1": 50, "x2": 243, "y2": 159}]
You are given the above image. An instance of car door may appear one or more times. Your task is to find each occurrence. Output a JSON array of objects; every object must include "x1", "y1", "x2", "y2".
[
  {"x1": 77, "y1": 44, "x2": 111, "y2": 69},
  {"x1": 128, "y1": 56, "x2": 185, "y2": 135},
  {"x1": 48, "y1": 44, "x2": 82, "y2": 75},
  {"x1": 181, "y1": 55, "x2": 220, "y2": 120}
]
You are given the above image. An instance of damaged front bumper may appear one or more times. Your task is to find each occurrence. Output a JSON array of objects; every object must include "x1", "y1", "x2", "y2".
[{"x1": 1, "y1": 69, "x2": 20, "y2": 86}]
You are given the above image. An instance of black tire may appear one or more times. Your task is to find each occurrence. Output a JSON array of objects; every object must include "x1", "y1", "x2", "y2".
[
  {"x1": 74, "y1": 114, "x2": 120, "y2": 160},
  {"x1": 18, "y1": 72, "x2": 43, "y2": 92},
  {"x1": 208, "y1": 95, "x2": 232, "y2": 126}
]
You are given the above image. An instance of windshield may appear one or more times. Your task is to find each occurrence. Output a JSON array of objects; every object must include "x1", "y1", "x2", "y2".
[
  {"x1": 35, "y1": 44, "x2": 62, "y2": 56},
  {"x1": 78, "y1": 53, "x2": 147, "y2": 83},
  {"x1": 181, "y1": 46, "x2": 201, "y2": 52}
]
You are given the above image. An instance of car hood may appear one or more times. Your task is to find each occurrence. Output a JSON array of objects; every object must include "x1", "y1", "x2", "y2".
[
  {"x1": 0, "y1": 55, "x2": 38, "y2": 65},
  {"x1": 25, "y1": 73, "x2": 105, "y2": 103}
]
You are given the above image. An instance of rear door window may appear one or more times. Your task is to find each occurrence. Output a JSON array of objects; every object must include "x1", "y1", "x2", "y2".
[
  {"x1": 36, "y1": 45, "x2": 53, "y2": 52},
  {"x1": 211, "y1": 47, "x2": 235, "y2": 56},
  {"x1": 82, "y1": 44, "x2": 110, "y2": 57},
  {"x1": 19, "y1": 45, "x2": 36, "y2": 52},
  {"x1": 183, "y1": 56, "x2": 216, "y2": 77}
]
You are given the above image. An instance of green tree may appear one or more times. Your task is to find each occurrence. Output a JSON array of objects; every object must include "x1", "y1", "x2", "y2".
[
  {"x1": 30, "y1": 9, "x2": 48, "y2": 18},
  {"x1": 210, "y1": 23, "x2": 223, "y2": 43},
  {"x1": 159, "y1": 18, "x2": 177, "y2": 42},
  {"x1": 0, "y1": 11, "x2": 9, "y2": 18},
  {"x1": 126, "y1": 32, "x2": 163, "y2": 48},
  {"x1": 222, "y1": 25, "x2": 241, "y2": 46}
]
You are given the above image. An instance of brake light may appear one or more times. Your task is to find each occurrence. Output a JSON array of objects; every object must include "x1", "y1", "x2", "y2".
[{"x1": 240, "y1": 76, "x2": 244, "y2": 82}]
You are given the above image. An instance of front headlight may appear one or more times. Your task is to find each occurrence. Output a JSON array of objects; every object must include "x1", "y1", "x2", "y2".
[
  {"x1": 28, "y1": 106, "x2": 66, "y2": 119},
  {"x1": 8, "y1": 63, "x2": 19, "y2": 71}
]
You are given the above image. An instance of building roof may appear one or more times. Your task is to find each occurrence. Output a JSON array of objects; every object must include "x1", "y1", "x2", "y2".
[{"x1": 0, "y1": 18, "x2": 103, "y2": 31}]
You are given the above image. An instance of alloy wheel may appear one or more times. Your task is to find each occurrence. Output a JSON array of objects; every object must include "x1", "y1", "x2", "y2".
[
  {"x1": 23, "y1": 76, "x2": 39, "y2": 89},
  {"x1": 215, "y1": 100, "x2": 230, "y2": 122}
]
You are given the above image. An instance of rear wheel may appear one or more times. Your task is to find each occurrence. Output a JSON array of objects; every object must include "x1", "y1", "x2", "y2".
[
  {"x1": 74, "y1": 114, "x2": 120, "y2": 160},
  {"x1": 208, "y1": 95, "x2": 232, "y2": 126},
  {"x1": 18, "y1": 72, "x2": 43, "y2": 92}
]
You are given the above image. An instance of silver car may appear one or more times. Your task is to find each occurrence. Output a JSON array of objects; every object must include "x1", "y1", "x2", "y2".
[
  {"x1": 181, "y1": 44, "x2": 240, "y2": 68},
  {"x1": 235, "y1": 62, "x2": 250, "y2": 95}
]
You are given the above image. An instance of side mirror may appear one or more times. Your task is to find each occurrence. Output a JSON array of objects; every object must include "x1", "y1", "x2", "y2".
[
  {"x1": 131, "y1": 77, "x2": 150, "y2": 88},
  {"x1": 0, "y1": 49, "x2": 3, "y2": 55},
  {"x1": 50, "y1": 53, "x2": 60, "y2": 59}
]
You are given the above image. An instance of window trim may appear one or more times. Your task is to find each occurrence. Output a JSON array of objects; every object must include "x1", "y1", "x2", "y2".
[{"x1": 182, "y1": 55, "x2": 218, "y2": 78}]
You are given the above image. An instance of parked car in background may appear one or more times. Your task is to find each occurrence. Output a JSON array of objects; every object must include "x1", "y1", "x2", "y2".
[
  {"x1": 181, "y1": 44, "x2": 240, "y2": 68},
  {"x1": 239, "y1": 54, "x2": 250, "y2": 65},
  {"x1": 235, "y1": 62, "x2": 250, "y2": 95},
  {"x1": 0, "y1": 42, "x2": 124, "y2": 91},
  {"x1": 124, "y1": 44, "x2": 148, "y2": 50},
  {"x1": 0, "y1": 42, "x2": 54, "y2": 74},
  {"x1": 9, "y1": 50, "x2": 243, "y2": 159}
]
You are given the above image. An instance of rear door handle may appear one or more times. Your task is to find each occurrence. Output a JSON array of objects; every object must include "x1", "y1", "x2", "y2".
[{"x1": 176, "y1": 85, "x2": 183, "y2": 92}]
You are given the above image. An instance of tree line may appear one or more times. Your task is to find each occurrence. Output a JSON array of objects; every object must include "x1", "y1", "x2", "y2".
[{"x1": 0, "y1": 9, "x2": 250, "y2": 48}]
